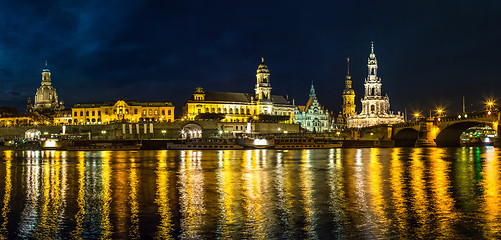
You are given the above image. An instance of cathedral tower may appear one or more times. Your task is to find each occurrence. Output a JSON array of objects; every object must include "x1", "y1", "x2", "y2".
[
  {"x1": 347, "y1": 42, "x2": 403, "y2": 128},
  {"x1": 360, "y1": 42, "x2": 389, "y2": 115},
  {"x1": 342, "y1": 57, "x2": 356, "y2": 119},
  {"x1": 255, "y1": 58, "x2": 272, "y2": 102}
]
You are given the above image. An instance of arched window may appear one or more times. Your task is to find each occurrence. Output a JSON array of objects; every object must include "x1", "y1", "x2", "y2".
[{"x1": 168, "y1": 110, "x2": 171, "y2": 115}]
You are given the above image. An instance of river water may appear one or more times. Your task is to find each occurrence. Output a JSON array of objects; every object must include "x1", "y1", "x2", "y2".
[{"x1": 0, "y1": 148, "x2": 499, "y2": 239}]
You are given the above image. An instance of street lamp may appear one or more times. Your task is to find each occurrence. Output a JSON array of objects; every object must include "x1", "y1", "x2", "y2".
[
  {"x1": 486, "y1": 99, "x2": 495, "y2": 111},
  {"x1": 435, "y1": 107, "x2": 445, "y2": 117},
  {"x1": 413, "y1": 113, "x2": 421, "y2": 121}
]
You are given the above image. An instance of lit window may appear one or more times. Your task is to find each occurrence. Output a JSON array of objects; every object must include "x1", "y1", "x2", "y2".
[
  {"x1": 143, "y1": 110, "x2": 146, "y2": 115},
  {"x1": 149, "y1": 110, "x2": 152, "y2": 115},
  {"x1": 155, "y1": 110, "x2": 158, "y2": 115}
]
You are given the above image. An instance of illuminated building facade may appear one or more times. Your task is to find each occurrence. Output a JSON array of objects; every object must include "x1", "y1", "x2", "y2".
[
  {"x1": 347, "y1": 43, "x2": 403, "y2": 128},
  {"x1": 295, "y1": 82, "x2": 330, "y2": 132},
  {"x1": 33, "y1": 62, "x2": 61, "y2": 111},
  {"x1": 183, "y1": 59, "x2": 295, "y2": 123},
  {"x1": 72, "y1": 100, "x2": 174, "y2": 124}
]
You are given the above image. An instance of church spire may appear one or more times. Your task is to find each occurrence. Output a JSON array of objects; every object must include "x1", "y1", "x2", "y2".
[
  {"x1": 309, "y1": 81, "x2": 316, "y2": 99},
  {"x1": 369, "y1": 41, "x2": 376, "y2": 61},
  {"x1": 346, "y1": 57, "x2": 351, "y2": 80}
]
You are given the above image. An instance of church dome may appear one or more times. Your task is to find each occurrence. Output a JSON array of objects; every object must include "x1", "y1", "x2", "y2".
[
  {"x1": 35, "y1": 85, "x2": 58, "y2": 104},
  {"x1": 257, "y1": 58, "x2": 270, "y2": 74}
]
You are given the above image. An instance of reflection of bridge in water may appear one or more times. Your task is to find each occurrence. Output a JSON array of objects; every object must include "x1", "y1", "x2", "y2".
[{"x1": 360, "y1": 110, "x2": 499, "y2": 147}]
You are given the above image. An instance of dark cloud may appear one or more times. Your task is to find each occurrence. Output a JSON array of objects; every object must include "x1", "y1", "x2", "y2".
[{"x1": 0, "y1": 1, "x2": 500, "y2": 115}]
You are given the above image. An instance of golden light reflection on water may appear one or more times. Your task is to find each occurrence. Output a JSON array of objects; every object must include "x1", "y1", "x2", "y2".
[
  {"x1": 481, "y1": 147, "x2": 501, "y2": 238},
  {"x1": 1, "y1": 148, "x2": 501, "y2": 239},
  {"x1": 409, "y1": 148, "x2": 429, "y2": 238},
  {"x1": 242, "y1": 150, "x2": 268, "y2": 238},
  {"x1": 129, "y1": 156, "x2": 139, "y2": 239},
  {"x1": 300, "y1": 149, "x2": 317, "y2": 239},
  {"x1": 100, "y1": 151, "x2": 112, "y2": 239},
  {"x1": 389, "y1": 148, "x2": 408, "y2": 238},
  {"x1": 72, "y1": 151, "x2": 86, "y2": 239},
  {"x1": 179, "y1": 150, "x2": 205, "y2": 239},
  {"x1": 0, "y1": 151, "x2": 12, "y2": 239},
  {"x1": 328, "y1": 148, "x2": 347, "y2": 237},
  {"x1": 367, "y1": 148, "x2": 388, "y2": 237},
  {"x1": 217, "y1": 150, "x2": 240, "y2": 239},
  {"x1": 155, "y1": 150, "x2": 173, "y2": 239},
  {"x1": 428, "y1": 148, "x2": 457, "y2": 238}
]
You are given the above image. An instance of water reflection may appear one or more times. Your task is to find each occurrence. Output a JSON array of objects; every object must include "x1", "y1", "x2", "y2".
[
  {"x1": 481, "y1": 147, "x2": 501, "y2": 238},
  {"x1": 178, "y1": 150, "x2": 205, "y2": 239},
  {"x1": 0, "y1": 148, "x2": 500, "y2": 238}
]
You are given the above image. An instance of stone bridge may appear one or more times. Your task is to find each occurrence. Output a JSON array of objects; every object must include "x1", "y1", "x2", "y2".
[{"x1": 359, "y1": 110, "x2": 499, "y2": 147}]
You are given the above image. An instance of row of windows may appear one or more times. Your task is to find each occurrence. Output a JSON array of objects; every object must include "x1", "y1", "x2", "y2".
[
  {"x1": 74, "y1": 109, "x2": 172, "y2": 117},
  {"x1": 195, "y1": 106, "x2": 289, "y2": 116}
]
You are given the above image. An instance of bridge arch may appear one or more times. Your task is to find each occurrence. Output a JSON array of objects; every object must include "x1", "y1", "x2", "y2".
[
  {"x1": 181, "y1": 123, "x2": 203, "y2": 139},
  {"x1": 435, "y1": 121, "x2": 493, "y2": 147},
  {"x1": 393, "y1": 128, "x2": 419, "y2": 147}
]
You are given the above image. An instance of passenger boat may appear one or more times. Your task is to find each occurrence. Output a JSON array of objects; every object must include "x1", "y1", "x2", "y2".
[
  {"x1": 273, "y1": 137, "x2": 342, "y2": 149},
  {"x1": 63, "y1": 140, "x2": 142, "y2": 150},
  {"x1": 460, "y1": 126, "x2": 497, "y2": 147},
  {"x1": 166, "y1": 138, "x2": 244, "y2": 150}
]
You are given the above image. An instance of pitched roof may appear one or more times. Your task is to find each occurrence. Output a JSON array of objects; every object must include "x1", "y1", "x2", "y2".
[{"x1": 189, "y1": 91, "x2": 292, "y2": 105}]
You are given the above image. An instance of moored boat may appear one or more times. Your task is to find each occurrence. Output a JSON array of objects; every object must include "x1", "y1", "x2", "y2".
[{"x1": 166, "y1": 138, "x2": 244, "y2": 150}]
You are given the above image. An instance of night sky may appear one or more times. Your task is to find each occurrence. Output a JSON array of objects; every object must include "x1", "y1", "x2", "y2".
[{"x1": 1, "y1": 1, "x2": 500, "y2": 117}]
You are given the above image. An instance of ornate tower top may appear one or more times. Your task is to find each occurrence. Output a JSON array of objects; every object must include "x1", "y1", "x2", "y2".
[
  {"x1": 41, "y1": 61, "x2": 52, "y2": 86},
  {"x1": 367, "y1": 42, "x2": 379, "y2": 83},
  {"x1": 346, "y1": 57, "x2": 351, "y2": 80},
  {"x1": 309, "y1": 81, "x2": 316, "y2": 99},
  {"x1": 369, "y1": 41, "x2": 376, "y2": 61},
  {"x1": 255, "y1": 58, "x2": 272, "y2": 102},
  {"x1": 257, "y1": 57, "x2": 269, "y2": 74}
]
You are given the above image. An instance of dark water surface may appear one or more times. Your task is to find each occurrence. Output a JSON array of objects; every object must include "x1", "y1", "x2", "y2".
[{"x1": 0, "y1": 148, "x2": 500, "y2": 239}]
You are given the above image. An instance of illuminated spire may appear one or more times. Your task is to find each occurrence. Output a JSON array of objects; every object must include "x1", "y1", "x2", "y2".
[
  {"x1": 346, "y1": 57, "x2": 351, "y2": 80},
  {"x1": 261, "y1": 57, "x2": 264, "y2": 63},
  {"x1": 369, "y1": 42, "x2": 376, "y2": 60},
  {"x1": 309, "y1": 81, "x2": 316, "y2": 99}
]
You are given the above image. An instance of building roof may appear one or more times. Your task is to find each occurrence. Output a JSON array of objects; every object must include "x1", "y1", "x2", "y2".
[
  {"x1": 188, "y1": 91, "x2": 291, "y2": 105},
  {"x1": 73, "y1": 100, "x2": 174, "y2": 108},
  {"x1": 296, "y1": 97, "x2": 327, "y2": 113}
]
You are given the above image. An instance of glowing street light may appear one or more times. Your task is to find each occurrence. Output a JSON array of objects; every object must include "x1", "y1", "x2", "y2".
[
  {"x1": 435, "y1": 107, "x2": 445, "y2": 117},
  {"x1": 485, "y1": 99, "x2": 495, "y2": 111},
  {"x1": 413, "y1": 112, "x2": 421, "y2": 121}
]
